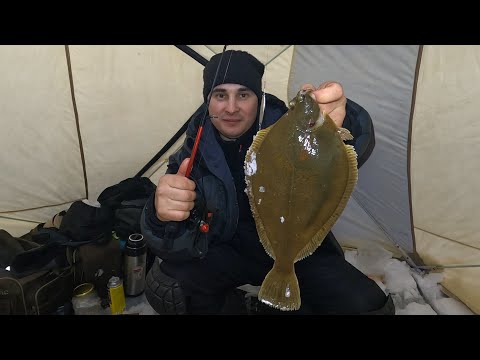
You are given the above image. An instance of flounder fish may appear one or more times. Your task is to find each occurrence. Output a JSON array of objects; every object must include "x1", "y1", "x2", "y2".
[{"x1": 244, "y1": 88, "x2": 358, "y2": 311}]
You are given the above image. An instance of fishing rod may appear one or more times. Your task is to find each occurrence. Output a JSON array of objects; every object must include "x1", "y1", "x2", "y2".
[
  {"x1": 185, "y1": 45, "x2": 228, "y2": 178},
  {"x1": 159, "y1": 46, "x2": 231, "y2": 260}
]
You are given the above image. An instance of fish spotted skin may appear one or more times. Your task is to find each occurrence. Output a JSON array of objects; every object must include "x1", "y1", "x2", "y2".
[{"x1": 244, "y1": 89, "x2": 358, "y2": 310}]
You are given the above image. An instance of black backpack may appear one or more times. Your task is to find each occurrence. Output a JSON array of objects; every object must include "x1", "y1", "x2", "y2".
[
  {"x1": 97, "y1": 177, "x2": 156, "y2": 239},
  {"x1": 96, "y1": 177, "x2": 157, "y2": 284}
]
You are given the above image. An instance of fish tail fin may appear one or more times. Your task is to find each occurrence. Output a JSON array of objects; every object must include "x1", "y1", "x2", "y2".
[{"x1": 258, "y1": 263, "x2": 300, "y2": 311}]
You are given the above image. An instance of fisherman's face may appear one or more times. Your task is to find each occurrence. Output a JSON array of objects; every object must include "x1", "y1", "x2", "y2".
[{"x1": 208, "y1": 83, "x2": 258, "y2": 139}]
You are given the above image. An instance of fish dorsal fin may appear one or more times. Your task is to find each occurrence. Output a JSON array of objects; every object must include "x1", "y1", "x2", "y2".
[
  {"x1": 338, "y1": 127, "x2": 353, "y2": 141},
  {"x1": 295, "y1": 144, "x2": 358, "y2": 262},
  {"x1": 245, "y1": 125, "x2": 276, "y2": 260}
]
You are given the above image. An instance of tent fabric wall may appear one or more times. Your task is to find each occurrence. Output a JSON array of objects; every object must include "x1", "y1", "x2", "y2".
[
  {"x1": 0, "y1": 44, "x2": 478, "y2": 313},
  {"x1": 69, "y1": 45, "x2": 205, "y2": 201},
  {"x1": 411, "y1": 45, "x2": 480, "y2": 314},
  {"x1": 288, "y1": 45, "x2": 420, "y2": 255},
  {"x1": 0, "y1": 45, "x2": 207, "y2": 236},
  {"x1": 1, "y1": 203, "x2": 74, "y2": 238},
  {"x1": 0, "y1": 46, "x2": 84, "y2": 214}
]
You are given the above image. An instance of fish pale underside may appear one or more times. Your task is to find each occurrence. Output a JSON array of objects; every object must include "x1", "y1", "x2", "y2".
[{"x1": 244, "y1": 89, "x2": 358, "y2": 311}]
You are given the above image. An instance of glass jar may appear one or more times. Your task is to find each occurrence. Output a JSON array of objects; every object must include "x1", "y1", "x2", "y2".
[{"x1": 72, "y1": 283, "x2": 103, "y2": 315}]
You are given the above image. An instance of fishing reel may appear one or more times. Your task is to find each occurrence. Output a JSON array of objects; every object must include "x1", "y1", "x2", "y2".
[
  {"x1": 160, "y1": 186, "x2": 214, "y2": 262},
  {"x1": 160, "y1": 180, "x2": 214, "y2": 261},
  {"x1": 186, "y1": 182, "x2": 214, "y2": 245}
]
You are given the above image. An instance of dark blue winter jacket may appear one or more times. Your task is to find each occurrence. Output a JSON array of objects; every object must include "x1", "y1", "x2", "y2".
[{"x1": 141, "y1": 93, "x2": 375, "y2": 262}]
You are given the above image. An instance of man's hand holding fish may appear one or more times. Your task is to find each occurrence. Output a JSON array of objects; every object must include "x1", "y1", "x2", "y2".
[{"x1": 301, "y1": 81, "x2": 347, "y2": 128}]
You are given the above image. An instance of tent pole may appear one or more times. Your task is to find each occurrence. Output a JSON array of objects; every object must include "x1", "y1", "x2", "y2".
[
  {"x1": 174, "y1": 45, "x2": 209, "y2": 66},
  {"x1": 135, "y1": 120, "x2": 190, "y2": 177}
]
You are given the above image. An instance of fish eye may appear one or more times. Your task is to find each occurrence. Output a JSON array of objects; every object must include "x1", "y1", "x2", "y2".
[{"x1": 297, "y1": 89, "x2": 310, "y2": 103}]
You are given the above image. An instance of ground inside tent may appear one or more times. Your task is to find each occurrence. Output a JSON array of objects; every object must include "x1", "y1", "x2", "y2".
[
  {"x1": 343, "y1": 247, "x2": 474, "y2": 315},
  {"x1": 112, "y1": 246, "x2": 475, "y2": 315}
]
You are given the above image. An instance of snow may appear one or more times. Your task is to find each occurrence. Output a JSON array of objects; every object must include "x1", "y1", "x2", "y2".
[
  {"x1": 76, "y1": 292, "x2": 159, "y2": 315},
  {"x1": 84, "y1": 245, "x2": 475, "y2": 315},
  {"x1": 122, "y1": 293, "x2": 159, "y2": 315},
  {"x1": 244, "y1": 151, "x2": 257, "y2": 176},
  {"x1": 344, "y1": 245, "x2": 475, "y2": 315}
]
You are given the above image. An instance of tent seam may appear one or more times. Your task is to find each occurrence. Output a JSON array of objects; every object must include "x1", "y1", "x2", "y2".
[
  {"x1": 64, "y1": 45, "x2": 89, "y2": 199},
  {"x1": 407, "y1": 45, "x2": 424, "y2": 258},
  {"x1": 415, "y1": 226, "x2": 480, "y2": 252},
  {"x1": 264, "y1": 45, "x2": 292, "y2": 67},
  {"x1": 350, "y1": 192, "x2": 418, "y2": 267},
  {"x1": 0, "y1": 215, "x2": 42, "y2": 224},
  {"x1": 0, "y1": 199, "x2": 81, "y2": 214}
]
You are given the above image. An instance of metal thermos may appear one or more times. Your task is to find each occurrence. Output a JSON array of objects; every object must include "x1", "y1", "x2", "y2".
[{"x1": 124, "y1": 233, "x2": 147, "y2": 296}]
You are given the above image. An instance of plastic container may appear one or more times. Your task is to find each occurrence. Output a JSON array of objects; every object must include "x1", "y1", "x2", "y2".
[{"x1": 108, "y1": 276, "x2": 126, "y2": 315}]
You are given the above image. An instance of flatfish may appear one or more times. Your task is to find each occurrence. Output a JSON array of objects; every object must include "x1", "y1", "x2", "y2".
[{"x1": 244, "y1": 89, "x2": 358, "y2": 311}]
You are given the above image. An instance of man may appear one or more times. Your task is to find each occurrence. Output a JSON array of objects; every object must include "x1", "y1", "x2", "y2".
[{"x1": 141, "y1": 49, "x2": 394, "y2": 314}]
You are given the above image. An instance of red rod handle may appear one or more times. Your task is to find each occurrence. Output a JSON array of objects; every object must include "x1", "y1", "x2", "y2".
[{"x1": 185, "y1": 125, "x2": 203, "y2": 178}]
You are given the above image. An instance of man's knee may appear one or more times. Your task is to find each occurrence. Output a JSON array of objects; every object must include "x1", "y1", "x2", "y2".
[
  {"x1": 328, "y1": 279, "x2": 392, "y2": 314},
  {"x1": 159, "y1": 259, "x2": 201, "y2": 294},
  {"x1": 353, "y1": 283, "x2": 394, "y2": 314},
  {"x1": 185, "y1": 293, "x2": 226, "y2": 314},
  {"x1": 360, "y1": 294, "x2": 395, "y2": 315}
]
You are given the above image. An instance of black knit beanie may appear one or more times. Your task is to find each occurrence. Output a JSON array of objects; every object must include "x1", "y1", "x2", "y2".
[{"x1": 203, "y1": 50, "x2": 265, "y2": 103}]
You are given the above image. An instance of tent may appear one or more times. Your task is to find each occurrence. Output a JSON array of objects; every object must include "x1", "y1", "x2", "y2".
[{"x1": 0, "y1": 45, "x2": 478, "y2": 314}]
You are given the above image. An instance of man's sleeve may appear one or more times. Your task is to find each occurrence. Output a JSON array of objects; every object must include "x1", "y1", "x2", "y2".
[
  {"x1": 140, "y1": 149, "x2": 188, "y2": 259},
  {"x1": 343, "y1": 98, "x2": 375, "y2": 169}
]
